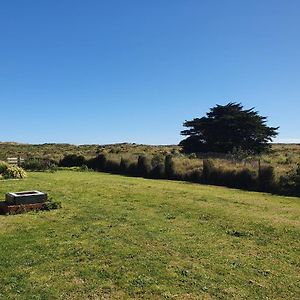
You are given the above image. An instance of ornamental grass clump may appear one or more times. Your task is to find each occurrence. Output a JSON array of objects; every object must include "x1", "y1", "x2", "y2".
[
  {"x1": 2, "y1": 165, "x2": 27, "y2": 179},
  {"x1": 0, "y1": 161, "x2": 9, "y2": 174}
]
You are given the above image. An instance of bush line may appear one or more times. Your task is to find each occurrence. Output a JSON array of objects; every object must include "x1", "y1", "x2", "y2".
[{"x1": 55, "y1": 154, "x2": 300, "y2": 197}]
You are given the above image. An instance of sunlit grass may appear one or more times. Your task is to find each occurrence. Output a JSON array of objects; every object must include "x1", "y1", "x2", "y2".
[{"x1": 0, "y1": 171, "x2": 299, "y2": 299}]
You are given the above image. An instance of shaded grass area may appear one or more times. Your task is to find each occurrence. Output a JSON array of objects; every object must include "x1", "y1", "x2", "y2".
[{"x1": 0, "y1": 171, "x2": 299, "y2": 299}]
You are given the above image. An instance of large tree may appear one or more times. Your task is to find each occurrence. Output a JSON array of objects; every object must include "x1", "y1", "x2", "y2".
[{"x1": 180, "y1": 102, "x2": 279, "y2": 154}]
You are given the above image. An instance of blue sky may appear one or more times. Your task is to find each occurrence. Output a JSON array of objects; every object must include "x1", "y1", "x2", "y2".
[{"x1": 0, "y1": 0, "x2": 299, "y2": 145}]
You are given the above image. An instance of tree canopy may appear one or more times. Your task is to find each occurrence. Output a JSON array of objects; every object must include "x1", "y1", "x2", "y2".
[{"x1": 179, "y1": 102, "x2": 279, "y2": 154}]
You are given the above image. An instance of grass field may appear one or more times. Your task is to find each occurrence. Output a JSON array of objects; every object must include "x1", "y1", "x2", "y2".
[{"x1": 0, "y1": 171, "x2": 299, "y2": 299}]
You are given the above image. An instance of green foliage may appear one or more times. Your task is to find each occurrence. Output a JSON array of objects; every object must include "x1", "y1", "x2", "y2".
[
  {"x1": 294, "y1": 164, "x2": 300, "y2": 183},
  {"x1": 0, "y1": 142, "x2": 299, "y2": 179},
  {"x1": 44, "y1": 198, "x2": 62, "y2": 210},
  {"x1": 235, "y1": 168, "x2": 257, "y2": 189},
  {"x1": 58, "y1": 152, "x2": 297, "y2": 196},
  {"x1": 59, "y1": 154, "x2": 86, "y2": 167},
  {"x1": 292, "y1": 164, "x2": 300, "y2": 195},
  {"x1": 279, "y1": 164, "x2": 300, "y2": 196},
  {"x1": 150, "y1": 154, "x2": 163, "y2": 167},
  {"x1": 202, "y1": 159, "x2": 214, "y2": 182},
  {"x1": 230, "y1": 147, "x2": 254, "y2": 162},
  {"x1": 105, "y1": 159, "x2": 120, "y2": 173},
  {"x1": 202, "y1": 159, "x2": 256, "y2": 190},
  {"x1": 87, "y1": 154, "x2": 107, "y2": 171},
  {"x1": 127, "y1": 161, "x2": 138, "y2": 176},
  {"x1": 0, "y1": 161, "x2": 9, "y2": 174},
  {"x1": 2, "y1": 165, "x2": 27, "y2": 179},
  {"x1": 212, "y1": 167, "x2": 256, "y2": 190},
  {"x1": 150, "y1": 163, "x2": 165, "y2": 179},
  {"x1": 137, "y1": 155, "x2": 152, "y2": 177},
  {"x1": 80, "y1": 164, "x2": 89, "y2": 171},
  {"x1": 120, "y1": 158, "x2": 130, "y2": 173},
  {"x1": 180, "y1": 102, "x2": 279, "y2": 154},
  {"x1": 165, "y1": 155, "x2": 175, "y2": 179},
  {"x1": 186, "y1": 169, "x2": 202, "y2": 183},
  {"x1": 22, "y1": 158, "x2": 58, "y2": 171},
  {"x1": 3, "y1": 142, "x2": 298, "y2": 196},
  {"x1": 258, "y1": 165, "x2": 276, "y2": 192}
]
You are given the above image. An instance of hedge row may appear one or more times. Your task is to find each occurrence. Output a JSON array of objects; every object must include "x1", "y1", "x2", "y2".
[{"x1": 58, "y1": 154, "x2": 300, "y2": 197}]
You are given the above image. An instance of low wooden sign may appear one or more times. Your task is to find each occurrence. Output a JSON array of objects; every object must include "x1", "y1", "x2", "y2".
[{"x1": 7, "y1": 157, "x2": 25, "y2": 165}]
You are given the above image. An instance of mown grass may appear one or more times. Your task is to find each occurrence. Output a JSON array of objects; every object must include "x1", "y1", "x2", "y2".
[{"x1": 0, "y1": 171, "x2": 299, "y2": 299}]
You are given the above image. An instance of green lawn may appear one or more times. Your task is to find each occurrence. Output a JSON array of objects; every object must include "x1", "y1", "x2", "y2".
[{"x1": 0, "y1": 171, "x2": 299, "y2": 299}]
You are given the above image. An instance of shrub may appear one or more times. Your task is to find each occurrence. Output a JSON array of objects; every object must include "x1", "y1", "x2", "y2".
[
  {"x1": 202, "y1": 159, "x2": 214, "y2": 182},
  {"x1": 150, "y1": 163, "x2": 165, "y2": 179},
  {"x1": 22, "y1": 158, "x2": 58, "y2": 171},
  {"x1": 151, "y1": 155, "x2": 164, "y2": 168},
  {"x1": 292, "y1": 165, "x2": 300, "y2": 196},
  {"x1": 230, "y1": 147, "x2": 253, "y2": 162},
  {"x1": 200, "y1": 160, "x2": 257, "y2": 190},
  {"x1": 280, "y1": 164, "x2": 300, "y2": 196},
  {"x1": 44, "y1": 198, "x2": 62, "y2": 210},
  {"x1": 235, "y1": 168, "x2": 256, "y2": 189},
  {"x1": 186, "y1": 169, "x2": 202, "y2": 183},
  {"x1": 59, "y1": 154, "x2": 86, "y2": 167},
  {"x1": 188, "y1": 153, "x2": 197, "y2": 159},
  {"x1": 0, "y1": 161, "x2": 9, "y2": 174},
  {"x1": 258, "y1": 165, "x2": 275, "y2": 192},
  {"x1": 87, "y1": 154, "x2": 107, "y2": 171},
  {"x1": 211, "y1": 168, "x2": 255, "y2": 189},
  {"x1": 127, "y1": 162, "x2": 138, "y2": 176},
  {"x1": 137, "y1": 155, "x2": 152, "y2": 177},
  {"x1": 105, "y1": 159, "x2": 120, "y2": 173},
  {"x1": 165, "y1": 155, "x2": 175, "y2": 179},
  {"x1": 63, "y1": 166, "x2": 82, "y2": 171},
  {"x1": 213, "y1": 168, "x2": 237, "y2": 187},
  {"x1": 3, "y1": 165, "x2": 27, "y2": 179},
  {"x1": 120, "y1": 158, "x2": 131, "y2": 173},
  {"x1": 80, "y1": 164, "x2": 89, "y2": 171}
]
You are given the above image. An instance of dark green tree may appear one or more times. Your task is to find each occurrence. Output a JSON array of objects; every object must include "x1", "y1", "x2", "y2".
[{"x1": 180, "y1": 102, "x2": 279, "y2": 154}]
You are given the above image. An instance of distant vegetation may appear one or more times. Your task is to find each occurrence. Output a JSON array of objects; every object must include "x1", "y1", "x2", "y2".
[
  {"x1": 56, "y1": 152, "x2": 299, "y2": 196},
  {"x1": 0, "y1": 142, "x2": 299, "y2": 196}
]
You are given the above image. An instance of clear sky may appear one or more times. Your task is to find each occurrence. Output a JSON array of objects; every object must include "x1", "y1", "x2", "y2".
[{"x1": 1, "y1": 0, "x2": 299, "y2": 145}]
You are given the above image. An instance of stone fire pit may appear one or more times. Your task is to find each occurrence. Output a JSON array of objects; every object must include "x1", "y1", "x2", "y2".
[
  {"x1": 5, "y1": 190, "x2": 47, "y2": 205},
  {"x1": 0, "y1": 190, "x2": 49, "y2": 214}
]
